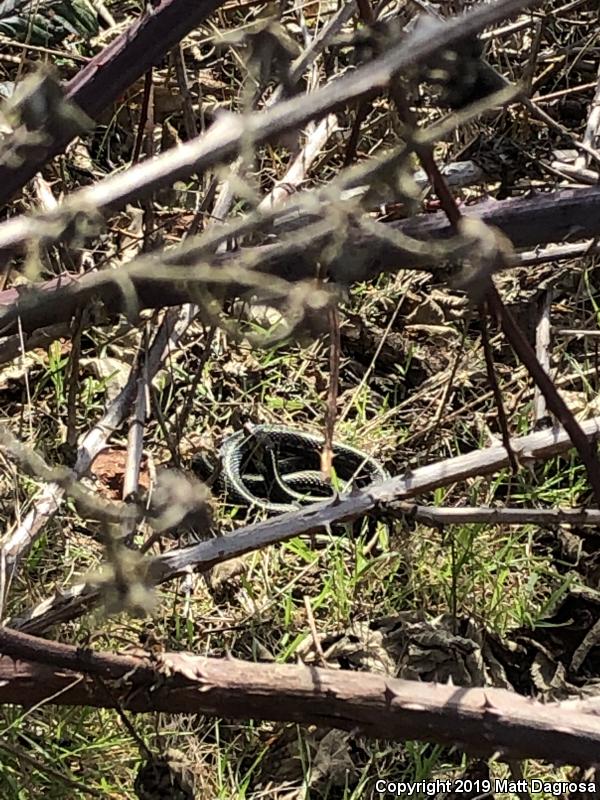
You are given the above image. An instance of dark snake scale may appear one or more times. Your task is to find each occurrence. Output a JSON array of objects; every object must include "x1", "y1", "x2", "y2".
[{"x1": 196, "y1": 425, "x2": 389, "y2": 515}]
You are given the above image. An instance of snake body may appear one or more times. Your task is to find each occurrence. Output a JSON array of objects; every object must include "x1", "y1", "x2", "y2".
[{"x1": 199, "y1": 425, "x2": 389, "y2": 515}]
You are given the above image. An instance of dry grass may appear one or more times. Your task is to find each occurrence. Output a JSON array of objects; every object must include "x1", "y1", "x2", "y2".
[{"x1": 0, "y1": 0, "x2": 599, "y2": 797}]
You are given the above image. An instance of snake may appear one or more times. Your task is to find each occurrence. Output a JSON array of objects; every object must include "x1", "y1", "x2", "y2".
[{"x1": 194, "y1": 424, "x2": 389, "y2": 515}]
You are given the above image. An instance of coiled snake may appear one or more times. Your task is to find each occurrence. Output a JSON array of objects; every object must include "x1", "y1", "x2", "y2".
[{"x1": 195, "y1": 424, "x2": 389, "y2": 515}]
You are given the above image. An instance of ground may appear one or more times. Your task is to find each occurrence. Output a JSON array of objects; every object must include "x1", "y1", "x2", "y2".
[{"x1": 0, "y1": 0, "x2": 599, "y2": 797}]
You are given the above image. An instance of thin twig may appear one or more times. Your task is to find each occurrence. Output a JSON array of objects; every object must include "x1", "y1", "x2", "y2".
[
  {"x1": 481, "y1": 302, "x2": 518, "y2": 472},
  {"x1": 533, "y1": 289, "x2": 553, "y2": 427},
  {"x1": 322, "y1": 305, "x2": 340, "y2": 480}
]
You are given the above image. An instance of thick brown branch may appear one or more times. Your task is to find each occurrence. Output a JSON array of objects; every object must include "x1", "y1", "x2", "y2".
[
  {"x1": 1, "y1": 186, "x2": 599, "y2": 338},
  {"x1": 0, "y1": 628, "x2": 598, "y2": 766}
]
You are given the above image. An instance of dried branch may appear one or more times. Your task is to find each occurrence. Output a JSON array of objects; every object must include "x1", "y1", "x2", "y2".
[
  {"x1": 0, "y1": 627, "x2": 598, "y2": 766},
  {"x1": 129, "y1": 416, "x2": 600, "y2": 579},
  {"x1": 0, "y1": 315, "x2": 174, "y2": 571},
  {"x1": 407, "y1": 505, "x2": 600, "y2": 527},
  {"x1": 10, "y1": 416, "x2": 600, "y2": 633},
  {"x1": 573, "y1": 59, "x2": 600, "y2": 174},
  {"x1": 486, "y1": 286, "x2": 600, "y2": 505},
  {"x1": 533, "y1": 290, "x2": 552, "y2": 426},
  {"x1": 1, "y1": 56, "x2": 342, "y2": 585},
  {"x1": 388, "y1": 75, "x2": 600, "y2": 505},
  {"x1": 2, "y1": 184, "x2": 600, "y2": 341}
]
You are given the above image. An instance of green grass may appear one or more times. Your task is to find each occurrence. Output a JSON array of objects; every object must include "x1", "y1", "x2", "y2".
[
  {"x1": 0, "y1": 278, "x2": 590, "y2": 798},
  {"x1": 2, "y1": 1, "x2": 599, "y2": 794}
]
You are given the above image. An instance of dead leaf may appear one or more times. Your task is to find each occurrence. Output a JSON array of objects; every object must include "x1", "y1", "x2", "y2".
[{"x1": 90, "y1": 448, "x2": 150, "y2": 499}]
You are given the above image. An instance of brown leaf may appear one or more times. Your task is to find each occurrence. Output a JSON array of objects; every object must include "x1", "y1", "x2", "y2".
[{"x1": 90, "y1": 448, "x2": 150, "y2": 499}]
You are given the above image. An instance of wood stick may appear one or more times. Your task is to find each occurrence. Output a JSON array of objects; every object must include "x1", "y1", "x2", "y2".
[
  {"x1": 2, "y1": 185, "x2": 600, "y2": 339},
  {"x1": 0, "y1": 627, "x2": 598, "y2": 767}
]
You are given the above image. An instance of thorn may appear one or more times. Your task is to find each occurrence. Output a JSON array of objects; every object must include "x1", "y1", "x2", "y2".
[
  {"x1": 349, "y1": 479, "x2": 362, "y2": 496},
  {"x1": 330, "y1": 490, "x2": 343, "y2": 506},
  {"x1": 383, "y1": 683, "x2": 396, "y2": 707}
]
